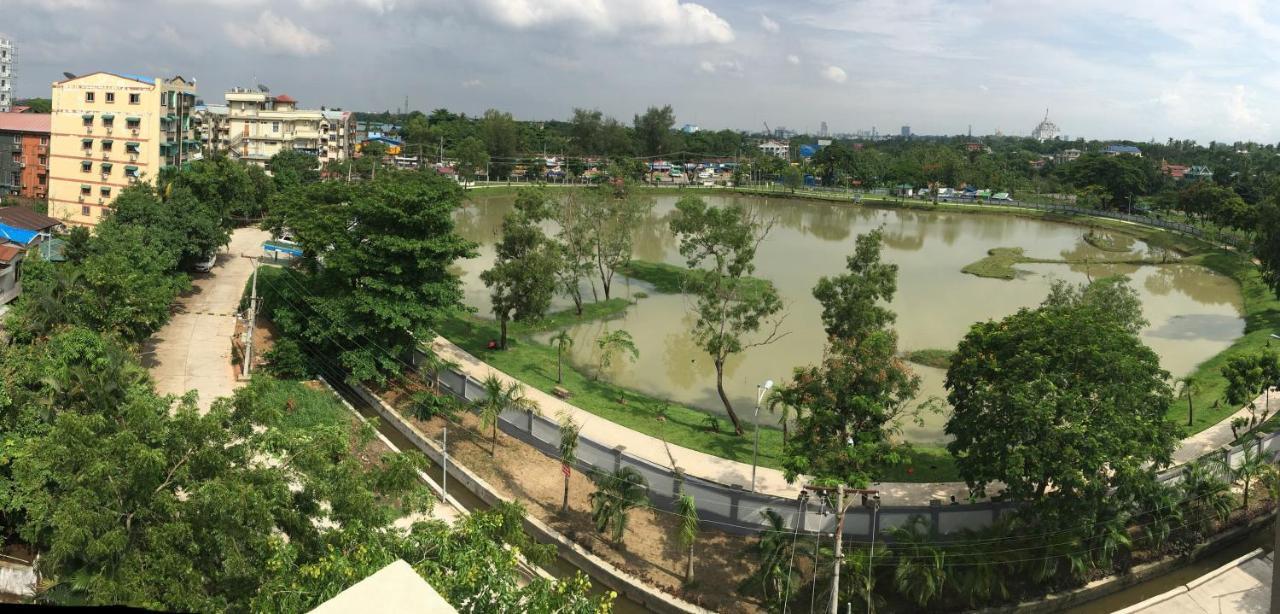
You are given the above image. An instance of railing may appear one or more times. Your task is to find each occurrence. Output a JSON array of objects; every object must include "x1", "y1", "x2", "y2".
[{"x1": 412, "y1": 348, "x2": 1280, "y2": 539}]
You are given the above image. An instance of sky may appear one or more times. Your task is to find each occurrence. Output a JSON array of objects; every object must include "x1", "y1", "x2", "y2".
[{"x1": 4, "y1": 0, "x2": 1279, "y2": 143}]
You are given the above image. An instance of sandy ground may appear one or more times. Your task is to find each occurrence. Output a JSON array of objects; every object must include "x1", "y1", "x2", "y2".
[{"x1": 379, "y1": 385, "x2": 769, "y2": 613}]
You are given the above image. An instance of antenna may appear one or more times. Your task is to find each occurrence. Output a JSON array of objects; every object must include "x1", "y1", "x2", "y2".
[{"x1": 258, "y1": 84, "x2": 270, "y2": 93}]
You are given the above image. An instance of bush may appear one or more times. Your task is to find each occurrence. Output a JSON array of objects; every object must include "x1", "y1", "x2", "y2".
[
  {"x1": 263, "y1": 339, "x2": 312, "y2": 380},
  {"x1": 410, "y1": 391, "x2": 458, "y2": 421}
]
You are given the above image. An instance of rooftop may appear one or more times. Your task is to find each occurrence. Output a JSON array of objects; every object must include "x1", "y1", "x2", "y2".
[
  {"x1": 0, "y1": 113, "x2": 50, "y2": 134},
  {"x1": 0, "y1": 244, "x2": 20, "y2": 264},
  {"x1": 309, "y1": 560, "x2": 455, "y2": 614},
  {"x1": 274, "y1": 94, "x2": 297, "y2": 103},
  {"x1": 0, "y1": 207, "x2": 62, "y2": 231}
]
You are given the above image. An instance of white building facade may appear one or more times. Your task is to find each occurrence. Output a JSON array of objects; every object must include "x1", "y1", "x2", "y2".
[
  {"x1": 219, "y1": 88, "x2": 353, "y2": 168},
  {"x1": 0, "y1": 36, "x2": 13, "y2": 112}
]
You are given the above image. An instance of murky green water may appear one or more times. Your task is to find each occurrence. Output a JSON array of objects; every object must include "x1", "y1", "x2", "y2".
[{"x1": 456, "y1": 192, "x2": 1245, "y2": 444}]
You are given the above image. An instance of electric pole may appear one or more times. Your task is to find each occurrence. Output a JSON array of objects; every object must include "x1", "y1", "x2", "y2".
[
  {"x1": 801, "y1": 484, "x2": 878, "y2": 614},
  {"x1": 830, "y1": 484, "x2": 844, "y2": 614},
  {"x1": 242, "y1": 255, "x2": 260, "y2": 378}
]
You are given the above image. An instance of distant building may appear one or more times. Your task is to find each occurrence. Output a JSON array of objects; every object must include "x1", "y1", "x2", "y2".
[
  {"x1": 0, "y1": 112, "x2": 50, "y2": 200},
  {"x1": 0, "y1": 36, "x2": 12, "y2": 112},
  {"x1": 1056, "y1": 148, "x2": 1083, "y2": 164},
  {"x1": 194, "y1": 103, "x2": 230, "y2": 153},
  {"x1": 900, "y1": 125, "x2": 910, "y2": 138},
  {"x1": 1104, "y1": 144, "x2": 1142, "y2": 157},
  {"x1": 48, "y1": 72, "x2": 199, "y2": 226},
  {"x1": 1031, "y1": 109, "x2": 1059, "y2": 142},
  {"x1": 1160, "y1": 160, "x2": 1189, "y2": 180},
  {"x1": 1187, "y1": 165, "x2": 1214, "y2": 180},
  {"x1": 757, "y1": 140, "x2": 789, "y2": 159},
  {"x1": 680, "y1": 123, "x2": 700, "y2": 134},
  {"x1": 819, "y1": 121, "x2": 829, "y2": 138},
  {"x1": 221, "y1": 88, "x2": 354, "y2": 168}
]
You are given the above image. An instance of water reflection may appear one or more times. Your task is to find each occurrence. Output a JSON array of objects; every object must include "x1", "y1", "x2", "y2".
[{"x1": 460, "y1": 192, "x2": 1246, "y2": 443}]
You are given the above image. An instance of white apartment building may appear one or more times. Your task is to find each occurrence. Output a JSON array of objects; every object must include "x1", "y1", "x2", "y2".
[
  {"x1": 757, "y1": 140, "x2": 790, "y2": 159},
  {"x1": 219, "y1": 88, "x2": 353, "y2": 168},
  {"x1": 0, "y1": 36, "x2": 13, "y2": 112}
]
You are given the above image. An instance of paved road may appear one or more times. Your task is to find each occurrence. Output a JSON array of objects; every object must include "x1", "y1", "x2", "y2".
[
  {"x1": 144, "y1": 227, "x2": 269, "y2": 412},
  {"x1": 434, "y1": 336, "x2": 1273, "y2": 505},
  {"x1": 1117, "y1": 548, "x2": 1272, "y2": 613}
]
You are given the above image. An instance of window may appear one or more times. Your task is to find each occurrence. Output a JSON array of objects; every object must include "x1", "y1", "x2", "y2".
[
  {"x1": 102, "y1": 116, "x2": 114, "y2": 127},
  {"x1": 83, "y1": 115, "x2": 93, "y2": 127},
  {"x1": 80, "y1": 185, "x2": 91, "y2": 196},
  {"x1": 81, "y1": 205, "x2": 90, "y2": 216},
  {"x1": 85, "y1": 92, "x2": 95, "y2": 103},
  {"x1": 9, "y1": 152, "x2": 16, "y2": 163},
  {"x1": 38, "y1": 155, "x2": 46, "y2": 166},
  {"x1": 80, "y1": 161, "x2": 91, "y2": 172},
  {"x1": 100, "y1": 186, "x2": 111, "y2": 197},
  {"x1": 129, "y1": 93, "x2": 141, "y2": 104},
  {"x1": 272, "y1": 122, "x2": 280, "y2": 133},
  {"x1": 39, "y1": 137, "x2": 47, "y2": 146},
  {"x1": 38, "y1": 175, "x2": 45, "y2": 185},
  {"x1": 102, "y1": 141, "x2": 113, "y2": 152},
  {"x1": 105, "y1": 92, "x2": 115, "y2": 103}
]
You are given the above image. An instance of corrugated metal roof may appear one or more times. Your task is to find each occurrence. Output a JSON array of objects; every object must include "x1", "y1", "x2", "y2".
[
  {"x1": 0, "y1": 207, "x2": 61, "y2": 231},
  {"x1": 0, "y1": 244, "x2": 21, "y2": 264},
  {"x1": 0, "y1": 113, "x2": 51, "y2": 134}
]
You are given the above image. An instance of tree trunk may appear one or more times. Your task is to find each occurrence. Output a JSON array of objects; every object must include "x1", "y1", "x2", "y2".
[
  {"x1": 1187, "y1": 393, "x2": 1194, "y2": 427},
  {"x1": 556, "y1": 348, "x2": 563, "y2": 384},
  {"x1": 686, "y1": 545, "x2": 694, "y2": 583},
  {"x1": 491, "y1": 423, "x2": 498, "y2": 457},
  {"x1": 715, "y1": 360, "x2": 744, "y2": 435},
  {"x1": 499, "y1": 317, "x2": 509, "y2": 350},
  {"x1": 562, "y1": 473, "x2": 571, "y2": 513}
]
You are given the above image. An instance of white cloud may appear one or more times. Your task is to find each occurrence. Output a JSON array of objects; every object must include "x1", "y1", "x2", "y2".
[
  {"x1": 760, "y1": 14, "x2": 779, "y2": 33},
  {"x1": 1227, "y1": 84, "x2": 1268, "y2": 132},
  {"x1": 786, "y1": 54, "x2": 801, "y2": 65},
  {"x1": 821, "y1": 65, "x2": 847, "y2": 84},
  {"x1": 225, "y1": 10, "x2": 332, "y2": 56},
  {"x1": 472, "y1": 0, "x2": 734, "y2": 45},
  {"x1": 698, "y1": 59, "x2": 742, "y2": 75},
  {"x1": 462, "y1": 79, "x2": 482, "y2": 88}
]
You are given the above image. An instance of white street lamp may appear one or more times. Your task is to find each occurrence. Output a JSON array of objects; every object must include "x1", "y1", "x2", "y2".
[{"x1": 751, "y1": 379, "x2": 774, "y2": 492}]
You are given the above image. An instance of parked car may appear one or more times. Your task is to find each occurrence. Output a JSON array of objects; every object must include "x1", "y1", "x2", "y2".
[{"x1": 193, "y1": 251, "x2": 218, "y2": 273}]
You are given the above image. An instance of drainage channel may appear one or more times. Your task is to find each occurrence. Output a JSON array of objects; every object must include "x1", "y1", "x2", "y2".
[{"x1": 326, "y1": 377, "x2": 649, "y2": 614}]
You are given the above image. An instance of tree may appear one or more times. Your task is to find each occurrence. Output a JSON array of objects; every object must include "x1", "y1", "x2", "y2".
[
  {"x1": 168, "y1": 155, "x2": 273, "y2": 221},
  {"x1": 473, "y1": 374, "x2": 537, "y2": 456},
  {"x1": 890, "y1": 517, "x2": 947, "y2": 609},
  {"x1": 740, "y1": 509, "x2": 801, "y2": 610},
  {"x1": 554, "y1": 190, "x2": 598, "y2": 312},
  {"x1": 1181, "y1": 376, "x2": 1197, "y2": 427},
  {"x1": 675, "y1": 491, "x2": 699, "y2": 584},
  {"x1": 1222, "y1": 351, "x2": 1280, "y2": 425},
  {"x1": 581, "y1": 186, "x2": 651, "y2": 300},
  {"x1": 551, "y1": 330, "x2": 574, "y2": 384},
  {"x1": 558, "y1": 414, "x2": 581, "y2": 513},
  {"x1": 453, "y1": 136, "x2": 490, "y2": 184},
  {"x1": 669, "y1": 196, "x2": 786, "y2": 435},
  {"x1": 782, "y1": 165, "x2": 802, "y2": 192},
  {"x1": 811, "y1": 229, "x2": 897, "y2": 341},
  {"x1": 265, "y1": 170, "x2": 476, "y2": 383},
  {"x1": 268, "y1": 149, "x2": 321, "y2": 189},
  {"x1": 480, "y1": 190, "x2": 561, "y2": 349},
  {"x1": 569, "y1": 108, "x2": 604, "y2": 154},
  {"x1": 595, "y1": 329, "x2": 638, "y2": 379},
  {"x1": 764, "y1": 386, "x2": 797, "y2": 445},
  {"x1": 108, "y1": 182, "x2": 229, "y2": 270},
  {"x1": 1233, "y1": 444, "x2": 1268, "y2": 510},
  {"x1": 589, "y1": 467, "x2": 648, "y2": 542},
  {"x1": 480, "y1": 109, "x2": 520, "y2": 178},
  {"x1": 633, "y1": 105, "x2": 675, "y2": 157},
  {"x1": 945, "y1": 278, "x2": 1179, "y2": 501}
]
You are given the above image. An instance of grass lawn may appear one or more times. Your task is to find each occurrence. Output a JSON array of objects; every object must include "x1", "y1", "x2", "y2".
[
  {"x1": 617, "y1": 260, "x2": 773, "y2": 296},
  {"x1": 905, "y1": 349, "x2": 955, "y2": 370},
  {"x1": 241, "y1": 376, "x2": 353, "y2": 432},
  {"x1": 961, "y1": 247, "x2": 1029, "y2": 280},
  {"x1": 435, "y1": 309, "x2": 962, "y2": 482}
]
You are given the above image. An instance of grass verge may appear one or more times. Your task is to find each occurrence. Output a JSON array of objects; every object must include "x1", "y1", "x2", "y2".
[{"x1": 618, "y1": 260, "x2": 773, "y2": 296}]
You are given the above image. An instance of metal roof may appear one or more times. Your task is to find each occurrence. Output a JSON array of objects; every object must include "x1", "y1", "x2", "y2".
[{"x1": 0, "y1": 113, "x2": 51, "y2": 134}]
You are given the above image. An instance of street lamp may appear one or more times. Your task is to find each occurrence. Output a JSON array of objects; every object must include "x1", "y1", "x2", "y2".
[{"x1": 751, "y1": 379, "x2": 774, "y2": 492}]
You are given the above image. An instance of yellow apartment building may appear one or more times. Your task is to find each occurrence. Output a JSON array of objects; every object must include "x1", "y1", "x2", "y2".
[
  {"x1": 48, "y1": 72, "x2": 197, "y2": 226},
  {"x1": 221, "y1": 88, "x2": 352, "y2": 168}
]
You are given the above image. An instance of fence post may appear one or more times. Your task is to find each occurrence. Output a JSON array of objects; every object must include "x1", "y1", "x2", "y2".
[
  {"x1": 613, "y1": 445, "x2": 626, "y2": 473},
  {"x1": 526, "y1": 408, "x2": 535, "y2": 434},
  {"x1": 728, "y1": 483, "x2": 744, "y2": 528}
]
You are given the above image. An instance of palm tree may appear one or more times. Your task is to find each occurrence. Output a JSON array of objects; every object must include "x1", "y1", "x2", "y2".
[
  {"x1": 1181, "y1": 376, "x2": 1196, "y2": 427},
  {"x1": 765, "y1": 385, "x2": 796, "y2": 445},
  {"x1": 1138, "y1": 482, "x2": 1184, "y2": 553},
  {"x1": 741, "y1": 509, "x2": 801, "y2": 610},
  {"x1": 551, "y1": 330, "x2": 573, "y2": 384},
  {"x1": 1181, "y1": 459, "x2": 1235, "y2": 534},
  {"x1": 675, "y1": 492, "x2": 699, "y2": 584},
  {"x1": 472, "y1": 374, "x2": 538, "y2": 456},
  {"x1": 888, "y1": 516, "x2": 946, "y2": 609},
  {"x1": 419, "y1": 350, "x2": 458, "y2": 392},
  {"x1": 1232, "y1": 444, "x2": 1269, "y2": 511},
  {"x1": 558, "y1": 414, "x2": 581, "y2": 513},
  {"x1": 589, "y1": 467, "x2": 648, "y2": 543}
]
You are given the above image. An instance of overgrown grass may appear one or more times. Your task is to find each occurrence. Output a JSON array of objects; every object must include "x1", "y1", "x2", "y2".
[
  {"x1": 905, "y1": 349, "x2": 955, "y2": 370},
  {"x1": 435, "y1": 309, "x2": 961, "y2": 482},
  {"x1": 242, "y1": 376, "x2": 352, "y2": 433},
  {"x1": 508, "y1": 298, "x2": 633, "y2": 335},
  {"x1": 961, "y1": 247, "x2": 1028, "y2": 280},
  {"x1": 618, "y1": 260, "x2": 773, "y2": 296}
]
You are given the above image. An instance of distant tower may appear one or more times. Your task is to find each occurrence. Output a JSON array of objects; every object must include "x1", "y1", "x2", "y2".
[
  {"x1": 819, "y1": 121, "x2": 829, "y2": 138},
  {"x1": 0, "y1": 35, "x2": 12, "y2": 112},
  {"x1": 900, "y1": 125, "x2": 910, "y2": 138},
  {"x1": 968, "y1": 124, "x2": 972, "y2": 138},
  {"x1": 1031, "y1": 108, "x2": 1060, "y2": 142}
]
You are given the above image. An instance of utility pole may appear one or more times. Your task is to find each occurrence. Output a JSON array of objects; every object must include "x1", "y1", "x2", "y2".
[
  {"x1": 1272, "y1": 492, "x2": 1280, "y2": 614},
  {"x1": 830, "y1": 485, "x2": 844, "y2": 614},
  {"x1": 242, "y1": 255, "x2": 260, "y2": 378},
  {"x1": 801, "y1": 484, "x2": 878, "y2": 614}
]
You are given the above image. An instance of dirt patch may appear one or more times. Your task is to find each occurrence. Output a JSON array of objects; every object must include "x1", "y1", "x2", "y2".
[
  {"x1": 233, "y1": 316, "x2": 280, "y2": 372},
  {"x1": 385, "y1": 385, "x2": 767, "y2": 613}
]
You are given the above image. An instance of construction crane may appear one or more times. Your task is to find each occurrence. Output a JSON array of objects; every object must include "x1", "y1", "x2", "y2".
[{"x1": 762, "y1": 120, "x2": 771, "y2": 137}]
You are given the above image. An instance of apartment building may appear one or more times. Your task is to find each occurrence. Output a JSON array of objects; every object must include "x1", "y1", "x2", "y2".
[
  {"x1": 0, "y1": 113, "x2": 51, "y2": 200},
  {"x1": 0, "y1": 36, "x2": 12, "y2": 113},
  {"x1": 221, "y1": 88, "x2": 353, "y2": 168},
  {"x1": 47, "y1": 72, "x2": 198, "y2": 226}
]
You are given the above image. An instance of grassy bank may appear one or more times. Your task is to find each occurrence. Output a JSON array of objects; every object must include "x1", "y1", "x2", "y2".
[
  {"x1": 436, "y1": 308, "x2": 961, "y2": 482},
  {"x1": 618, "y1": 260, "x2": 773, "y2": 296},
  {"x1": 905, "y1": 349, "x2": 955, "y2": 370},
  {"x1": 962, "y1": 247, "x2": 1030, "y2": 280}
]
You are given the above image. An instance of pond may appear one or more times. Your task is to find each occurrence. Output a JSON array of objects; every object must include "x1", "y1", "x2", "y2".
[{"x1": 455, "y1": 192, "x2": 1245, "y2": 444}]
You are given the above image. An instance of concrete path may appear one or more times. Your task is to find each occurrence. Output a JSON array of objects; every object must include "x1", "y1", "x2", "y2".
[
  {"x1": 1117, "y1": 548, "x2": 1273, "y2": 613},
  {"x1": 433, "y1": 336, "x2": 1272, "y2": 505},
  {"x1": 144, "y1": 227, "x2": 269, "y2": 412},
  {"x1": 1174, "y1": 391, "x2": 1274, "y2": 464}
]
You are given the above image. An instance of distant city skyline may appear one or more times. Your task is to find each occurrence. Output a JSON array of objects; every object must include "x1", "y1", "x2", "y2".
[{"x1": 4, "y1": 0, "x2": 1278, "y2": 144}]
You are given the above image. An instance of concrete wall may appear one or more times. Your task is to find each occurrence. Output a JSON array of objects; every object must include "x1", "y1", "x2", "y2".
[{"x1": 0, "y1": 560, "x2": 36, "y2": 598}]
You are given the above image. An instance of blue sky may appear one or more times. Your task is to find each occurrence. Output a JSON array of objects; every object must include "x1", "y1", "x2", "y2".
[{"x1": 4, "y1": 0, "x2": 1277, "y2": 143}]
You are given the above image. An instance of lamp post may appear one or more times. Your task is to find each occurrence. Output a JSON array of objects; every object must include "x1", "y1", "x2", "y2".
[{"x1": 751, "y1": 379, "x2": 774, "y2": 492}]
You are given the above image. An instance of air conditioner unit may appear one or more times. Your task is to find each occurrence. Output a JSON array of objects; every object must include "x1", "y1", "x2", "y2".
[
  {"x1": 129, "y1": 153, "x2": 138, "y2": 161},
  {"x1": 98, "y1": 197, "x2": 105, "y2": 205},
  {"x1": 78, "y1": 194, "x2": 85, "y2": 202},
  {"x1": 85, "y1": 126, "x2": 93, "y2": 134},
  {"x1": 101, "y1": 172, "x2": 109, "y2": 180},
  {"x1": 101, "y1": 152, "x2": 109, "y2": 160},
  {"x1": 131, "y1": 128, "x2": 139, "y2": 136},
  {"x1": 104, "y1": 127, "x2": 113, "y2": 134}
]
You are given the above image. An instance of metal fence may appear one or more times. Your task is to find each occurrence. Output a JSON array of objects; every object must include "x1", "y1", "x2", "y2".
[{"x1": 414, "y1": 349, "x2": 1280, "y2": 540}]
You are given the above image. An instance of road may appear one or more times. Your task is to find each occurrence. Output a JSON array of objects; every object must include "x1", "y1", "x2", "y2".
[{"x1": 144, "y1": 227, "x2": 269, "y2": 412}]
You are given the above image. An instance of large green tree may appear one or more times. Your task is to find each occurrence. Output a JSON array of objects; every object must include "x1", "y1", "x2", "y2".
[
  {"x1": 633, "y1": 105, "x2": 675, "y2": 157},
  {"x1": 453, "y1": 136, "x2": 490, "y2": 184},
  {"x1": 669, "y1": 196, "x2": 786, "y2": 435},
  {"x1": 945, "y1": 278, "x2": 1179, "y2": 500},
  {"x1": 109, "y1": 183, "x2": 229, "y2": 270},
  {"x1": 480, "y1": 109, "x2": 520, "y2": 178},
  {"x1": 265, "y1": 170, "x2": 476, "y2": 382},
  {"x1": 480, "y1": 190, "x2": 561, "y2": 349}
]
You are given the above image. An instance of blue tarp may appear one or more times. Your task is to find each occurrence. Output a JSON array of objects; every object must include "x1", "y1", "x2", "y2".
[{"x1": 0, "y1": 223, "x2": 38, "y2": 246}]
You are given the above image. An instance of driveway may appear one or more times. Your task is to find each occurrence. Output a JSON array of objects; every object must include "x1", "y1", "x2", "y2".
[{"x1": 144, "y1": 227, "x2": 269, "y2": 412}]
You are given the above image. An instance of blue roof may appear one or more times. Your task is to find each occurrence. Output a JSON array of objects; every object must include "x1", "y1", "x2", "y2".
[
  {"x1": 1105, "y1": 144, "x2": 1141, "y2": 154},
  {"x1": 365, "y1": 136, "x2": 403, "y2": 146},
  {"x1": 0, "y1": 223, "x2": 38, "y2": 246},
  {"x1": 118, "y1": 73, "x2": 156, "y2": 85}
]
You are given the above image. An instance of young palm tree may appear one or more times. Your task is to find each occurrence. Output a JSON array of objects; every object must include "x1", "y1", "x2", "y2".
[
  {"x1": 1232, "y1": 444, "x2": 1269, "y2": 511},
  {"x1": 765, "y1": 385, "x2": 796, "y2": 445},
  {"x1": 675, "y1": 492, "x2": 699, "y2": 584},
  {"x1": 419, "y1": 350, "x2": 458, "y2": 392},
  {"x1": 551, "y1": 330, "x2": 573, "y2": 385},
  {"x1": 588, "y1": 466, "x2": 648, "y2": 543},
  {"x1": 472, "y1": 374, "x2": 538, "y2": 456},
  {"x1": 741, "y1": 509, "x2": 801, "y2": 610},
  {"x1": 1139, "y1": 483, "x2": 1185, "y2": 553},
  {"x1": 1181, "y1": 376, "x2": 1196, "y2": 427},
  {"x1": 558, "y1": 414, "x2": 581, "y2": 513},
  {"x1": 1181, "y1": 459, "x2": 1235, "y2": 534},
  {"x1": 889, "y1": 516, "x2": 947, "y2": 609}
]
